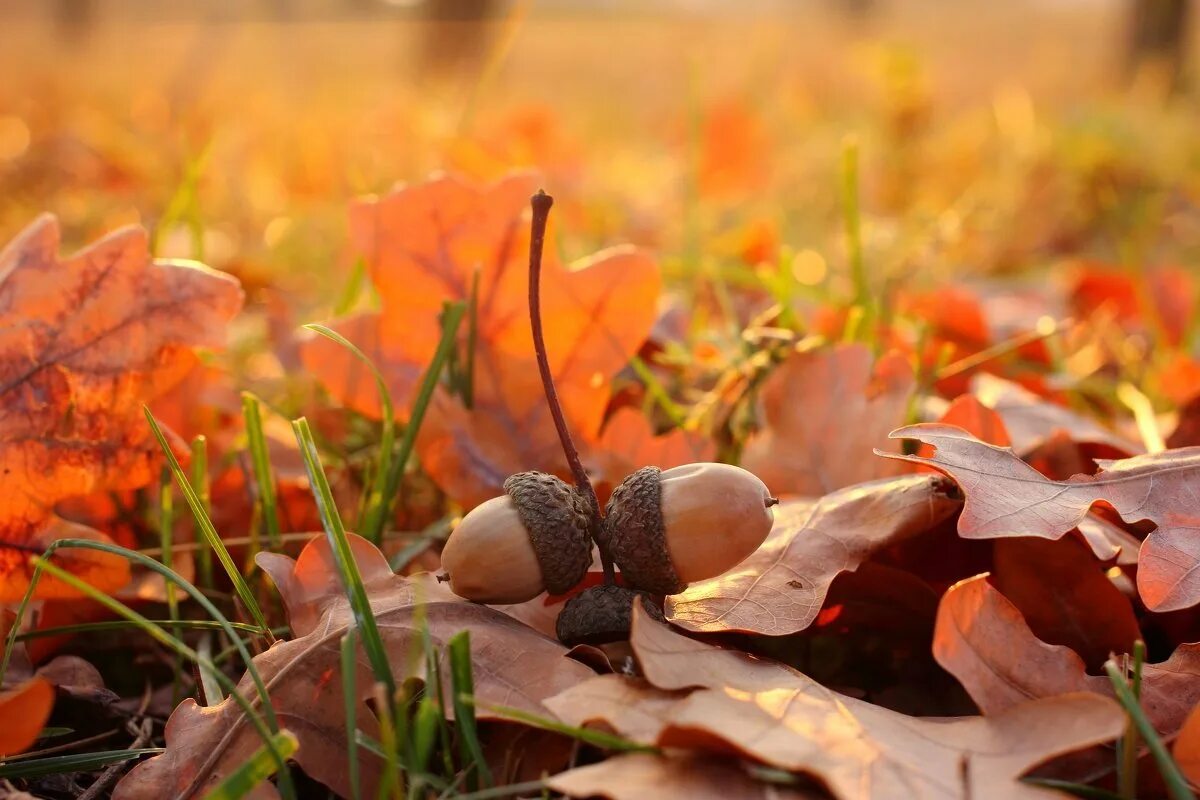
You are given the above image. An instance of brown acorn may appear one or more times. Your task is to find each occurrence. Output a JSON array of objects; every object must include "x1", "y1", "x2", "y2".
[
  {"x1": 555, "y1": 584, "x2": 666, "y2": 646},
  {"x1": 440, "y1": 471, "x2": 593, "y2": 604},
  {"x1": 601, "y1": 462, "x2": 776, "y2": 595}
]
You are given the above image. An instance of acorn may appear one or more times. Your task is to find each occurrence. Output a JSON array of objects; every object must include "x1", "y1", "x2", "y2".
[
  {"x1": 440, "y1": 471, "x2": 594, "y2": 604},
  {"x1": 601, "y1": 462, "x2": 776, "y2": 595},
  {"x1": 555, "y1": 584, "x2": 666, "y2": 646}
]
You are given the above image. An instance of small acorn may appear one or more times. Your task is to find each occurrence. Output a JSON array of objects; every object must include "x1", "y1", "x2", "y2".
[
  {"x1": 555, "y1": 584, "x2": 666, "y2": 646},
  {"x1": 601, "y1": 462, "x2": 776, "y2": 595},
  {"x1": 440, "y1": 471, "x2": 594, "y2": 604}
]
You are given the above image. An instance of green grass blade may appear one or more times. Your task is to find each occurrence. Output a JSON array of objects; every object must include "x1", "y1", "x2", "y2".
[
  {"x1": 463, "y1": 267, "x2": 480, "y2": 409},
  {"x1": 476, "y1": 701, "x2": 655, "y2": 752},
  {"x1": 341, "y1": 629, "x2": 362, "y2": 800},
  {"x1": 1104, "y1": 658, "x2": 1196, "y2": 800},
  {"x1": 448, "y1": 631, "x2": 492, "y2": 790},
  {"x1": 0, "y1": 749, "x2": 165, "y2": 779},
  {"x1": 373, "y1": 683, "x2": 405, "y2": 800},
  {"x1": 23, "y1": 555, "x2": 294, "y2": 798},
  {"x1": 201, "y1": 730, "x2": 299, "y2": 800},
  {"x1": 840, "y1": 136, "x2": 872, "y2": 338},
  {"x1": 292, "y1": 416, "x2": 394, "y2": 698},
  {"x1": 379, "y1": 301, "x2": 465, "y2": 525},
  {"x1": 197, "y1": 633, "x2": 226, "y2": 704},
  {"x1": 1118, "y1": 640, "x2": 1147, "y2": 798},
  {"x1": 447, "y1": 781, "x2": 549, "y2": 800},
  {"x1": 334, "y1": 256, "x2": 369, "y2": 316},
  {"x1": 303, "y1": 323, "x2": 395, "y2": 546},
  {"x1": 242, "y1": 392, "x2": 282, "y2": 549},
  {"x1": 15, "y1": 619, "x2": 265, "y2": 641},
  {"x1": 1, "y1": 539, "x2": 295, "y2": 800},
  {"x1": 144, "y1": 408, "x2": 273, "y2": 639},
  {"x1": 191, "y1": 434, "x2": 214, "y2": 588}
]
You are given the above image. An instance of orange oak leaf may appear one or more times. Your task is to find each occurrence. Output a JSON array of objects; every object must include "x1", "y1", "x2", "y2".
[
  {"x1": 417, "y1": 247, "x2": 660, "y2": 507},
  {"x1": 933, "y1": 574, "x2": 1200, "y2": 737},
  {"x1": 113, "y1": 533, "x2": 594, "y2": 800},
  {"x1": 546, "y1": 602, "x2": 1125, "y2": 800},
  {"x1": 0, "y1": 215, "x2": 242, "y2": 600},
  {"x1": 302, "y1": 173, "x2": 660, "y2": 508},
  {"x1": 0, "y1": 676, "x2": 54, "y2": 756},
  {"x1": 883, "y1": 423, "x2": 1200, "y2": 611},
  {"x1": 1174, "y1": 702, "x2": 1200, "y2": 787},
  {"x1": 587, "y1": 408, "x2": 716, "y2": 500},
  {"x1": 665, "y1": 474, "x2": 960, "y2": 635},
  {"x1": 742, "y1": 344, "x2": 915, "y2": 498}
]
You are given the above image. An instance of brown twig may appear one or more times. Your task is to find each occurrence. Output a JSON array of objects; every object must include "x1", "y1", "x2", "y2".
[
  {"x1": 527, "y1": 190, "x2": 615, "y2": 584},
  {"x1": 76, "y1": 717, "x2": 153, "y2": 800}
]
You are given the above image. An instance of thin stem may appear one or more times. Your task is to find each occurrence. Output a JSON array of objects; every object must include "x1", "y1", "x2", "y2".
[{"x1": 526, "y1": 190, "x2": 615, "y2": 584}]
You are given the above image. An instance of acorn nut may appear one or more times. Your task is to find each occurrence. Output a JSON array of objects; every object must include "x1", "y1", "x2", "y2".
[
  {"x1": 601, "y1": 462, "x2": 776, "y2": 595},
  {"x1": 555, "y1": 584, "x2": 666, "y2": 646},
  {"x1": 441, "y1": 471, "x2": 593, "y2": 604}
]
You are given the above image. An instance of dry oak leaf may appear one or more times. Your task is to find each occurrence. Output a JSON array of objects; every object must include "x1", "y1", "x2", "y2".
[
  {"x1": 990, "y1": 536, "x2": 1140, "y2": 671},
  {"x1": 665, "y1": 474, "x2": 961, "y2": 635},
  {"x1": 933, "y1": 574, "x2": 1200, "y2": 737},
  {"x1": 1174, "y1": 702, "x2": 1200, "y2": 787},
  {"x1": 0, "y1": 677, "x2": 53, "y2": 757},
  {"x1": 546, "y1": 602, "x2": 1125, "y2": 800},
  {"x1": 548, "y1": 752, "x2": 819, "y2": 800},
  {"x1": 742, "y1": 344, "x2": 914, "y2": 498},
  {"x1": 971, "y1": 374, "x2": 1139, "y2": 456},
  {"x1": 883, "y1": 423, "x2": 1200, "y2": 612},
  {"x1": 113, "y1": 532, "x2": 593, "y2": 800},
  {"x1": 0, "y1": 215, "x2": 242, "y2": 600}
]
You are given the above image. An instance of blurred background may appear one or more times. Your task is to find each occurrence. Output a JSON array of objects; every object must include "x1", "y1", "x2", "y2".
[{"x1": 0, "y1": 0, "x2": 1197, "y2": 316}]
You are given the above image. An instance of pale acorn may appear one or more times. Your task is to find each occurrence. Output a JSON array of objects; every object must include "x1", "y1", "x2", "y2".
[
  {"x1": 601, "y1": 462, "x2": 776, "y2": 595},
  {"x1": 440, "y1": 471, "x2": 593, "y2": 604}
]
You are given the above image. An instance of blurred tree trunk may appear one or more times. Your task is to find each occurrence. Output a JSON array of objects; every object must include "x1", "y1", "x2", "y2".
[
  {"x1": 420, "y1": 0, "x2": 500, "y2": 77},
  {"x1": 1126, "y1": 0, "x2": 1190, "y2": 93},
  {"x1": 53, "y1": 0, "x2": 96, "y2": 43}
]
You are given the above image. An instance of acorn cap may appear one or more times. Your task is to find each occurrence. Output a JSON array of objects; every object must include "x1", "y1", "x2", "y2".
[
  {"x1": 504, "y1": 471, "x2": 593, "y2": 595},
  {"x1": 601, "y1": 466, "x2": 685, "y2": 595},
  {"x1": 555, "y1": 584, "x2": 666, "y2": 646}
]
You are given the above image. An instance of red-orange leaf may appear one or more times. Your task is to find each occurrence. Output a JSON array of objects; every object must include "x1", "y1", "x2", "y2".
[
  {"x1": 0, "y1": 215, "x2": 242, "y2": 600},
  {"x1": 884, "y1": 423, "x2": 1200, "y2": 611},
  {"x1": 0, "y1": 676, "x2": 54, "y2": 756},
  {"x1": 304, "y1": 173, "x2": 661, "y2": 508},
  {"x1": 934, "y1": 574, "x2": 1200, "y2": 737}
]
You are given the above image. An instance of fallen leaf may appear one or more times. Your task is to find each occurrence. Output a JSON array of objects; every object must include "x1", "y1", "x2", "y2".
[
  {"x1": 742, "y1": 345, "x2": 915, "y2": 497},
  {"x1": 420, "y1": 246, "x2": 660, "y2": 507},
  {"x1": 666, "y1": 474, "x2": 961, "y2": 635},
  {"x1": 304, "y1": 173, "x2": 661, "y2": 508},
  {"x1": 587, "y1": 408, "x2": 716, "y2": 500},
  {"x1": 547, "y1": 602, "x2": 1126, "y2": 800},
  {"x1": 971, "y1": 374, "x2": 1139, "y2": 456},
  {"x1": 0, "y1": 215, "x2": 242, "y2": 600},
  {"x1": 933, "y1": 574, "x2": 1200, "y2": 736},
  {"x1": 113, "y1": 533, "x2": 594, "y2": 800},
  {"x1": 991, "y1": 537, "x2": 1139, "y2": 670},
  {"x1": 932, "y1": 394, "x2": 1011, "y2": 447},
  {"x1": 1174, "y1": 702, "x2": 1200, "y2": 787},
  {"x1": 548, "y1": 752, "x2": 819, "y2": 800},
  {"x1": 0, "y1": 677, "x2": 53, "y2": 756},
  {"x1": 883, "y1": 423, "x2": 1200, "y2": 611}
]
